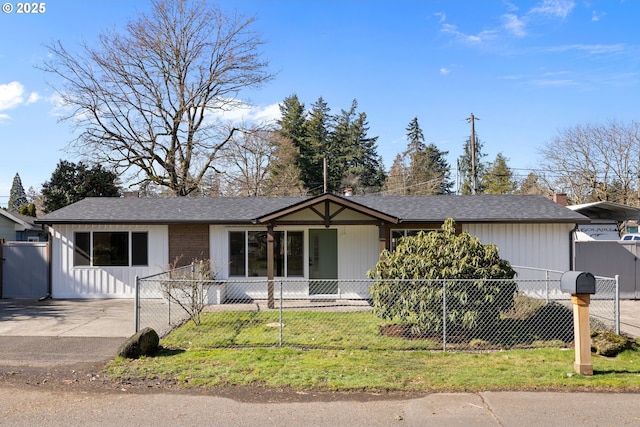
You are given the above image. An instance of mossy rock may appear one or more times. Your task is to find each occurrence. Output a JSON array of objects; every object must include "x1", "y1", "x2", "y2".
[
  {"x1": 590, "y1": 330, "x2": 635, "y2": 357},
  {"x1": 118, "y1": 327, "x2": 160, "y2": 359}
]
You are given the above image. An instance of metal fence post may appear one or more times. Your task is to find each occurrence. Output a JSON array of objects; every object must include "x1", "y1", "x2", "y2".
[
  {"x1": 279, "y1": 279, "x2": 283, "y2": 347},
  {"x1": 545, "y1": 270, "x2": 550, "y2": 304},
  {"x1": 615, "y1": 275, "x2": 620, "y2": 335},
  {"x1": 134, "y1": 275, "x2": 140, "y2": 333},
  {"x1": 442, "y1": 280, "x2": 447, "y2": 352}
]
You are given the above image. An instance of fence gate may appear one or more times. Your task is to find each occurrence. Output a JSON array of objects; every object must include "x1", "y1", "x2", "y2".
[{"x1": 1, "y1": 242, "x2": 49, "y2": 299}]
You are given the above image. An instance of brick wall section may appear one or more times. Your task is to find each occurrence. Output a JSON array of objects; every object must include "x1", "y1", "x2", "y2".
[{"x1": 168, "y1": 224, "x2": 210, "y2": 267}]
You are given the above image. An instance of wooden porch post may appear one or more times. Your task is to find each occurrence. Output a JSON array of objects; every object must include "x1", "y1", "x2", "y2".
[
  {"x1": 378, "y1": 222, "x2": 388, "y2": 254},
  {"x1": 267, "y1": 224, "x2": 275, "y2": 309}
]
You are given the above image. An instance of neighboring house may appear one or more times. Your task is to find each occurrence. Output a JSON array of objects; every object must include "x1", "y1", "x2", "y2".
[
  {"x1": 35, "y1": 193, "x2": 589, "y2": 299},
  {"x1": 567, "y1": 201, "x2": 640, "y2": 241},
  {"x1": 567, "y1": 200, "x2": 640, "y2": 299},
  {"x1": 0, "y1": 210, "x2": 47, "y2": 242}
]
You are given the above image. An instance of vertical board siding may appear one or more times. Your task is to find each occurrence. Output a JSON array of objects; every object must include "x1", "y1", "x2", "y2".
[
  {"x1": 51, "y1": 224, "x2": 168, "y2": 298},
  {"x1": 337, "y1": 225, "x2": 379, "y2": 279},
  {"x1": 464, "y1": 223, "x2": 572, "y2": 272}
]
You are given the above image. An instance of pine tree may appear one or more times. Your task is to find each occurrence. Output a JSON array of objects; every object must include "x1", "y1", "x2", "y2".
[
  {"x1": 483, "y1": 153, "x2": 517, "y2": 194},
  {"x1": 303, "y1": 97, "x2": 332, "y2": 194},
  {"x1": 263, "y1": 135, "x2": 307, "y2": 196},
  {"x1": 8, "y1": 173, "x2": 28, "y2": 211},
  {"x1": 344, "y1": 110, "x2": 386, "y2": 193},
  {"x1": 386, "y1": 117, "x2": 452, "y2": 195},
  {"x1": 458, "y1": 135, "x2": 487, "y2": 194}
]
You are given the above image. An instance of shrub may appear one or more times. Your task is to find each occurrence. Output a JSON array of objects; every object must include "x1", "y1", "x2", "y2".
[{"x1": 368, "y1": 218, "x2": 517, "y2": 335}]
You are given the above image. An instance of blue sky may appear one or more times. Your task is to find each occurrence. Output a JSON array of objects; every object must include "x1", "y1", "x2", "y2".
[{"x1": 1, "y1": 0, "x2": 639, "y2": 206}]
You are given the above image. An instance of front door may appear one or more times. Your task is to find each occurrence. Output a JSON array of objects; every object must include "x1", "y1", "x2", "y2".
[{"x1": 308, "y1": 229, "x2": 338, "y2": 295}]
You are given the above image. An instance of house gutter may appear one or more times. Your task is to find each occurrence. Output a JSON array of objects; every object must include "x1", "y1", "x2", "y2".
[{"x1": 569, "y1": 224, "x2": 578, "y2": 270}]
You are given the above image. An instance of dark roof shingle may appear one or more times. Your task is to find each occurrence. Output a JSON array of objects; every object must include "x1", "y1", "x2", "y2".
[{"x1": 36, "y1": 194, "x2": 588, "y2": 225}]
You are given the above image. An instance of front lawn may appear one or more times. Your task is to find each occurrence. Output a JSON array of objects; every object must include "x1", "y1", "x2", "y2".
[{"x1": 107, "y1": 310, "x2": 640, "y2": 392}]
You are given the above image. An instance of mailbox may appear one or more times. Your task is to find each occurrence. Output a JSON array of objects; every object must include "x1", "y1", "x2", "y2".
[{"x1": 560, "y1": 271, "x2": 596, "y2": 294}]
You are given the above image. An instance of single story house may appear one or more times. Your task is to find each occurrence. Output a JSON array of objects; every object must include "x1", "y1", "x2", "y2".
[
  {"x1": 0, "y1": 210, "x2": 47, "y2": 242},
  {"x1": 35, "y1": 193, "x2": 589, "y2": 300}
]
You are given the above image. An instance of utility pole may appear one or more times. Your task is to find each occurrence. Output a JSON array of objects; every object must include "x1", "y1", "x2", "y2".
[
  {"x1": 466, "y1": 113, "x2": 479, "y2": 194},
  {"x1": 323, "y1": 154, "x2": 328, "y2": 193}
]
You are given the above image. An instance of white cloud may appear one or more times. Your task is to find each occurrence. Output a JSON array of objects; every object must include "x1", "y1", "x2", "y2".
[
  {"x1": 592, "y1": 10, "x2": 605, "y2": 22},
  {"x1": 532, "y1": 78, "x2": 577, "y2": 87},
  {"x1": 433, "y1": 12, "x2": 446, "y2": 23},
  {"x1": 0, "y1": 81, "x2": 25, "y2": 111},
  {"x1": 0, "y1": 81, "x2": 42, "y2": 121},
  {"x1": 26, "y1": 92, "x2": 40, "y2": 105},
  {"x1": 547, "y1": 43, "x2": 625, "y2": 55},
  {"x1": 215, "y1": 101, "x2": 281, "y2": 125},
  {"x1": 529, "y1": 0, "x2": 575, "y2": 20},
  {"x1": 441, "y1": 23, "x2": 498, "y2": 44},
  {"x1": 440, "y1": 67, "x2": 451, "y2": 75},
  {"x1": 503, "y1": 1, "x2": 519, "y2": 12},
  {"x1": 502, "y1": 14, "x2": 527, "y2": 37},
  {"x1": 251, "y1": 103, "x2": 281, "y2": 123}
]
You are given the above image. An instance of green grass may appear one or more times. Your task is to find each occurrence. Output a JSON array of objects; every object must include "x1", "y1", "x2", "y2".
[
  {"x1": 160, "y1": 310, "x2": 441, "y2": 350},
  {"x1": 107, "y1": 310, "x2": 640, "y2": 393}
]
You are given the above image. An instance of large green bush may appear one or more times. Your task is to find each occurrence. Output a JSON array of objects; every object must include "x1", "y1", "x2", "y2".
[{"x1": 368, "y1": 218, "x2": 517, "y2": 335}]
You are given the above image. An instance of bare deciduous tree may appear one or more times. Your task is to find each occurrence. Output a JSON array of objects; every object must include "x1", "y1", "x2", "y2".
[
  {"x1": 539, "y1": 120, "x2": 640, "y2": 205},
  {"x1": 42, "y1": 0, "x2": 273, "y2": 196},
  {"x1": 220, "y1": 125, "x2": 276, "y2": 196}
]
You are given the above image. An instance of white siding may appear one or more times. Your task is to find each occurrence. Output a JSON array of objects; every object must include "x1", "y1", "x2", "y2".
[
  {"x1": 50, "y1": 224, "x2": 168, "y2": 298},
  {"x1": 211, "y1": 224, "x2": 379, "y2": 300},
  {"x1": 464, "y1": 223, "x2": 573, "y2": 273}
]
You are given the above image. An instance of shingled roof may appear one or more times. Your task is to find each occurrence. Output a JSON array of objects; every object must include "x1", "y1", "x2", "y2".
[{"x1": 36, "y1": 194, "x2": 589, "y2": 225}]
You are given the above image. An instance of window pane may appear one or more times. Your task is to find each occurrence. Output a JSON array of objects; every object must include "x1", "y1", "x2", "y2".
[
  {"x1": 229, "y1": 231, "x2": 245, "y2": 277},
  {"x1": 247, "y1": 231, "x2": 268, "y2": 277},
  {"x1": 131, "y1": 232, "x2": 148, "y2": 266},
  {"x1": 287, "y1": 231, "x2": 304, "y2": 277},
  {"x1": 390, "y1": 230, "x2": 404, "y2": 252},
  {"x1": 93, "y1": 232, "x2": 129, "y2": 266},
  {"x1": 274, "y1": 231, "x2": 284, "y2": 277},
  {"x1": 74, "y1": 232, "x2": 90, "y2": 266}
]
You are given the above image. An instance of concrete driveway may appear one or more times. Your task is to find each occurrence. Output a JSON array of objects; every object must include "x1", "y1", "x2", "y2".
[
  {"x1": 0, "y1": 298, "x2": 133, "y2": 367},
  {"x1": 0, "y1": 298, "x2": 134, "y2": 337}
]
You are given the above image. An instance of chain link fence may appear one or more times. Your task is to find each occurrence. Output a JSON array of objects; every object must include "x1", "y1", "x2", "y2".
[{"x1": 135, "y1": 266, "x2": 619, "y2": 352}]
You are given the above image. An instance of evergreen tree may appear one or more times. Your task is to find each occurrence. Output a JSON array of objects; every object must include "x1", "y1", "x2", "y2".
[
  {"x1": 483, "y1": 153, "x2": 517, "y2": 194},
  {"x1": 384, "y1": 117, "x2": 452, "y2": 195},
  {"x1": 42, "y1": 160, "x2": 121, "y2": 213},
  {"x1": 263, "y1": 135, "x2": 307, "y2": 196},
  {"x1": 8, "y1": 173, "x2": 28, "y2": 211},
  {"x1": 329, "y1": 100, "x2": 386, "y2": 194},
  {"x1": 303, "y1": 97, "x2": 332, "y2": 194},
  {"x1": 344, "y1": 109, "x2": 386, "y2": 193},
  {"x1": 275, "y1": 95, "x2": 386, "y2": 195},
  {"x1": 458, "y1": 135, "x2": 487, "y2": 194}
]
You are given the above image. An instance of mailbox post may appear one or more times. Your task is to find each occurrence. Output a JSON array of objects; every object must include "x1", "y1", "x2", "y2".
[{"x1": 560, "y1": 271, "x2": 596, "y2": 376}]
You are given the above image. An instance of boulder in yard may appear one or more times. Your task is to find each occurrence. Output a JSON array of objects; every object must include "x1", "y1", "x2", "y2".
[
  {"x1": 118, "y1": 327, "x2": 159, "y2": 359},
  {"x1": 590, "y1": 330, "x2": 635, "y2": 357}
]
